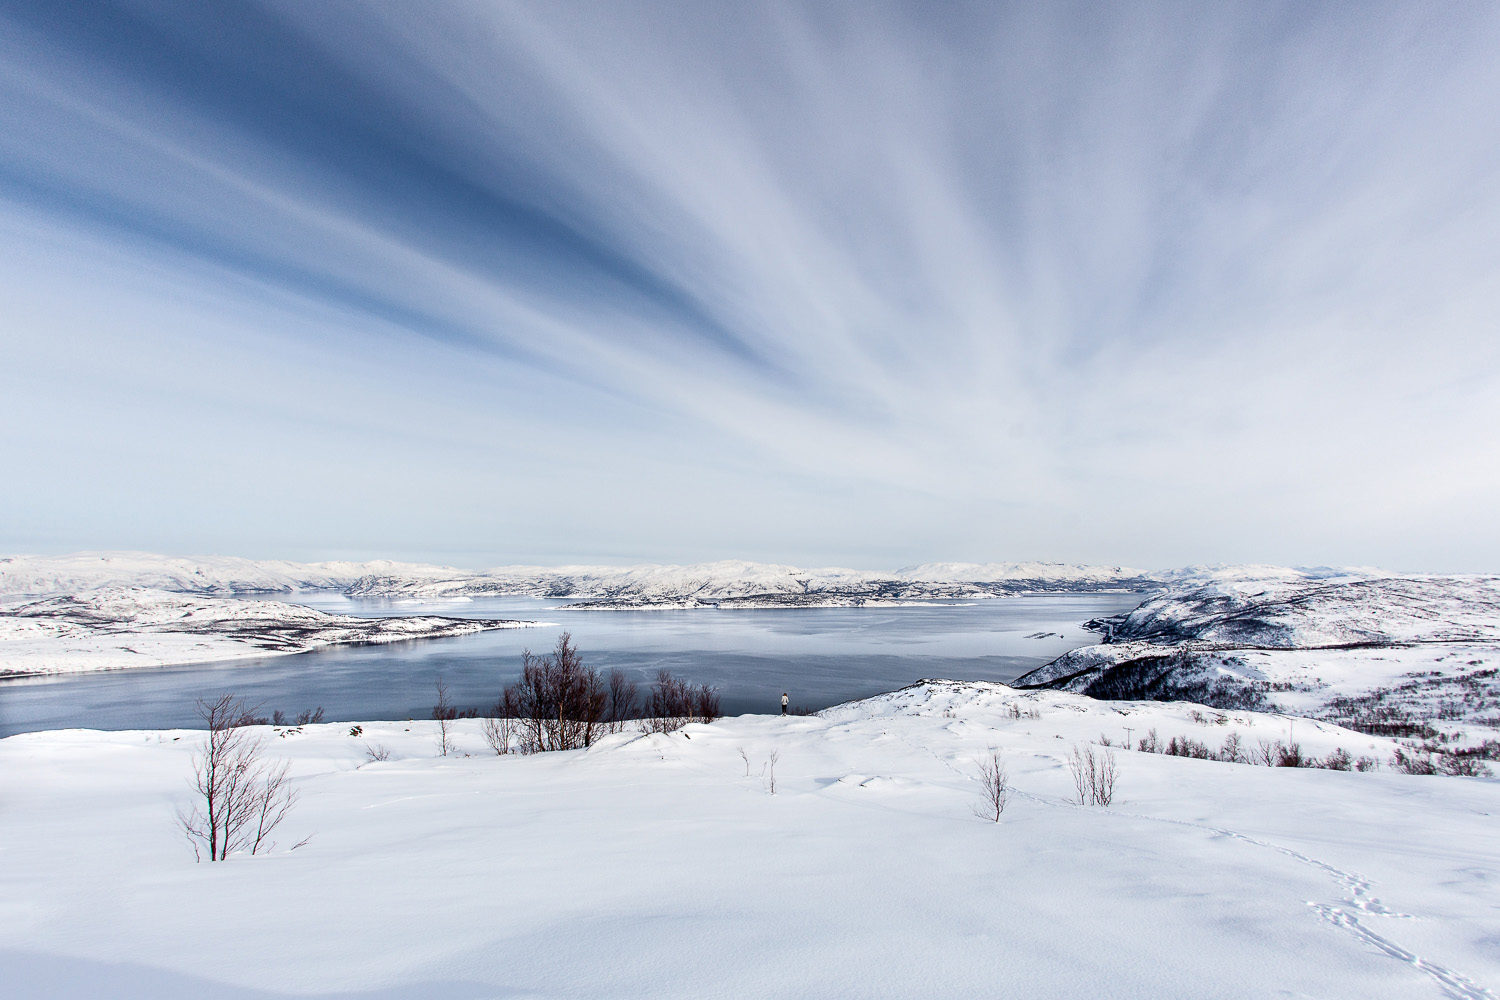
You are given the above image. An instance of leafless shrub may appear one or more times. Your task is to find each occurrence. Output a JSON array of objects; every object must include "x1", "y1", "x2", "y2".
[
  {"x1": 1437, "y1": 754, "x2": 1493, "y2": 777},
  {"x1": 1098, "y1": 733, "x2": 1113, "y2": 747},
  {"x1": 433, "y1": 678, "x2": 457, "y2": 756},
  {"x1": 1354, "y1": 755, "x2": 1379, "y2": 772},
  {"x1": 1391, "y1": 748, "x2": 1437, "y2": 775},
  {"x1": 1275, "y1": 742, "x2": 1309, "y2": 767},
  {"x1": 1068, "y1": 743, "x2": 1117, "y2": 806},
  {"x1": 765, "y1": 750, "x2": 779, "y2": 795},
  {"x1": 363, "y1": 743, "x2": 391, "y2": 762},
  {"x1": 640, "y1": 669, "x2": 720, "y2": 734},
  {"x1": 177, "y1": 694, "x2": 300, "y2": 862},
  {"x1": 1006, "y1": 703, "x2": 1022, "y2": 720},
  {"x1": 1219, "y1": 731, "x2": 1245, "y2": 763},
  {"x1": 738, "y1": 746, "x2": 751, "y2": 777},
  {"x1": 1392, "y1": 748, "x2": 1495, "y2": 777},
  {"x1": 482, "y1": 686, "x2": 521, "y2": 755},
  {"x1": 1164, "y1": 736, "x2": 1213, "y2": 759},
  {"x1": 1137, "y1": 728, "x2": 1160, "y2": 753},
  {"x1": 1322, "y1": 747, "x2": 1353, "y2": 771},
  {"x1": 973, "y1": 749, "x2": 1009, "y2": 822},
  {"x1": 295, "y1": 707, "x2": 325, "y2": 726},
  {"x1": 233, "y1": 706, "x2": 269, "y2": 726}
]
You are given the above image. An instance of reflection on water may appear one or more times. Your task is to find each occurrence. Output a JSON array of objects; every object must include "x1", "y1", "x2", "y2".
[{"x1": 0, "y1": 592, "x2": 1148, "y2": 736}]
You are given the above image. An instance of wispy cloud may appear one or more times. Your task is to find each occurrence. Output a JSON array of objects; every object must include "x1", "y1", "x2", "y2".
[{"x1": 2, "y1": 0, "x2": 1499, "y2": 569}]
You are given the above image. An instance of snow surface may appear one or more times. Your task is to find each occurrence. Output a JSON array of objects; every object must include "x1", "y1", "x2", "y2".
[
  {"x1": 0, "y1": 588, "x2": 541, "y2": 677},
  {"x1": 1, "y1": 681, "x2": 1495, "y2": 999},
  {"x1": 0, "y1": 550, "x2": 1380, "y2": 606},
  {"x1": 1016, "y1": 576, "x2": 1500, "y2": 744}
]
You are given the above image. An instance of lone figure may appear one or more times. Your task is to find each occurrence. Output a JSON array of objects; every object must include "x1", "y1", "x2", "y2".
[{"x1": 781, "y1": 692, "x2": 789, "y2": 716}]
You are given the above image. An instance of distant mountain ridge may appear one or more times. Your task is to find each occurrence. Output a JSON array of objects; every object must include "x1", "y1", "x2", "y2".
[{"x1": 0, "y1": 551, "x2": 1381, "y2": 606}]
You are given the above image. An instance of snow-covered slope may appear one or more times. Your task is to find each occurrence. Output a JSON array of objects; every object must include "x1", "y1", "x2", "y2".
[
  {"x1": 1, "y1": 681, "x2": 1494, "y2": 999},
  {"x1": 0, "y1": 588, "x2": 541, "y2": 677},
  {"x1": 1015, "y1": 576, "x2": 1500, "y2": 744},
  {"x1": 1, "y1": 550, "x2": 1380, "y2": 607}
]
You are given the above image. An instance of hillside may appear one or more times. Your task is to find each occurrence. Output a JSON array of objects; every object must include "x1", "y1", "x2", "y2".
[{"x1": 1015, "y1": 577, "x2": 1500, "y2": 747}]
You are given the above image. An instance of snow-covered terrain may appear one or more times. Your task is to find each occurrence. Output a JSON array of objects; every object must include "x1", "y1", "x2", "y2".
[
  {"x1": 1, "y1": 681, "x2": 1495, "y2": 999},
  {"x1": 0, "y1": 550, "x2": 1379, "y2": 608},
  {"x1": 1016, "y1": 576, "x2": 1500, "y2": 747},
  {"x1": 0, "y1": 588, "x2": 540, "y2": 677},
  {"x1": 0, "y1": 551, "x2": 436, "y2": 596}
]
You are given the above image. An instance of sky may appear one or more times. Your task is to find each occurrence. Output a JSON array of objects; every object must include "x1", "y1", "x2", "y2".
[{"x1": 2, "y1": 1, "x2": 1499, "y2": 573}]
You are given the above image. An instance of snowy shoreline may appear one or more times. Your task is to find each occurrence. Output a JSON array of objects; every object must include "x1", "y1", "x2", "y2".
[{"x1": 0, "y1": 587, "x2": 545, "y2": 678}]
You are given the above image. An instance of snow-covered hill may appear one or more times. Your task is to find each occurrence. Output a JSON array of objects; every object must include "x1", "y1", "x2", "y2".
[
  {"x1": 0, "y1": 588, "x2": 541, "y2": 677},
  {"x1": 0, "y1": 551, "x2": 447, "y2": 595},
  {"x1": 0, "y1": 550, "x2": 1380, "y2": 607},
  {"x1": 1015, "y1": 576, "x2": 1500, "y2": 745},
  {"x1": 1, "y1": 680, "x2": 1494, "y2": 999}
]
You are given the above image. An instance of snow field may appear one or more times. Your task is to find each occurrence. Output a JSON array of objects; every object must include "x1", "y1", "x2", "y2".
[{"x1": 2, "y1": 682, "x2": 1496, "y2": 999}]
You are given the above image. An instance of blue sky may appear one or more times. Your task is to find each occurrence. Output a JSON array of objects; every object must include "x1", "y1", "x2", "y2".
[{"x1": 3, "y1": 1, "x2": 1499, "y2": 571}]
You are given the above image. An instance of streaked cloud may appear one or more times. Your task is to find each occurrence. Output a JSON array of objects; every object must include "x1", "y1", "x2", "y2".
[{"x1": 2, "y1": 0, "x2": 1498, "y2": 570}]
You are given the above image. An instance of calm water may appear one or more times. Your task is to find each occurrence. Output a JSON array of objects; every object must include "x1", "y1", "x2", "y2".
[{"x1": 0, "y1": 592, "x2": 1147, "y2": 736}]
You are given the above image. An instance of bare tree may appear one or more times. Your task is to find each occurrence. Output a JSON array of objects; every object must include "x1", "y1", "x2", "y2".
[
  {"x1": 433, "y1": 678, "x2": 457, "y2": 756},
  {"x1": 1069, "y1": 744, "x2": 1091, "y2": 805},
  {"x1": 1068, "y1": 743, "x2": 1118, "y2": 806},
  {"x1": 692, "y1": 683, "x2": 722, "y2": 725},
  {"x1": 177, "y1": 694, "x2": 300, "y2": 861},
  {"x1": 738, "y1": 746, "x2": 751, "y2": 777},
  {"x1": 641, "y1": 669, "x2": 720, "y2": 733},
  {"x1": 974, "y1": 749, "x2": 1009, "y2": 821},
  {"x1": 765, "y1": 749, "x2": 779, "y2": 795},
  {"x1": 482, "y1": 686, "x2": 521, "y2": 755},
  {"x1": 514, "y1": 632, "x2": 607, "y2": 751},
  {"x1": 605, "y1": 669, "x2": 639, "y2": 734}
]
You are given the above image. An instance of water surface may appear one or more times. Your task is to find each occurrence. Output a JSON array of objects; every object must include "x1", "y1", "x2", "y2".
[{"x1": 0, "y1": 592, "x2": 1145, "y2": 736}]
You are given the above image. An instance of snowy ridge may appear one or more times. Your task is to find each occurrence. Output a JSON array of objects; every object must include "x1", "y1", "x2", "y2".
[
  {"x1": 0, "y1": 551, "x2": 447, "y2": 596},
  {"x1": 0, "y1": 587, "x2": 541, "y2": 677},
  {"x1": 1, "y1": 550, "x2": 1380, "y2": 606},
  {"x1": 1015, "y1": 576, "x2": 1500, "y2": 743}
]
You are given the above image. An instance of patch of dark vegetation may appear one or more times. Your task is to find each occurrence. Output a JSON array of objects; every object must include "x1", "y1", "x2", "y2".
[
  {"x1": 1316, "y1": 667, "x2": 1498, "y2": 739},
  {"x1": 1076, "y1": 650, "x2": 1268, "y2": 711},
  {"x1": 1127, "y1": 727, "x2": 1378, "y2": 771}
]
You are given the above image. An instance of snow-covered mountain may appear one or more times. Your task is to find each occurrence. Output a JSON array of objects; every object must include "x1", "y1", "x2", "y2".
[
  {"x1": 0, "y1": 551, "x2": 439, "y2": 596},
  {"x1": 0, "y1": 551, "x2": 1378, "y2": 607},
  {"x1": 1014, "y1": 576, "x2": 1500, "y2": 744},
  {"x1": 0, "y1": 587, "x2": 541, "y2": 677}
]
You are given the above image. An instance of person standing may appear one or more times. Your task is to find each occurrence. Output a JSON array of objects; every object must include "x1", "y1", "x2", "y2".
[{"x1": 781, "y1": 692, "x2": 789, "y2": 715}]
